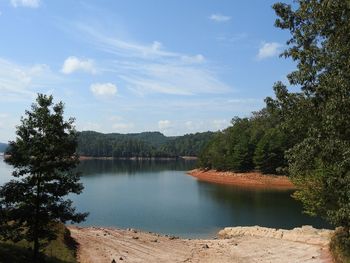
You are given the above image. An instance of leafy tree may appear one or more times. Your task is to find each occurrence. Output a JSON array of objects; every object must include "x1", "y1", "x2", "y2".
[
  {"x1": 269, "y1": 0, "x2": 350, "y2": 251},
  {"x1": 0, "y1": 94, "x2": 87, "y2": 262},
  {"x1": 198, "y1": 111, "x2": 289, "y2": 174},
  {"x1": 253, "y1": 128, "x2": 287, "y2": 174}
]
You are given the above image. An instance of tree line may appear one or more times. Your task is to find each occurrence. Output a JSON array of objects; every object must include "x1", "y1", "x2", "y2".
[
  {"x1": 0, "y1": 143, "x2": 7, "y2": 153},
  {"x1": 77, "y1": 130, "x2": 214, "y2": 158},
  {"x1": 198, "y1": 108, "x2": 293, "y2": 174}
]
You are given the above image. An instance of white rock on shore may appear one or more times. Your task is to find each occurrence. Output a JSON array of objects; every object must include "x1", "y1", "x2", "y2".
[{"x1": 218, "y1": 225, "x2": 332, "y2": 246}]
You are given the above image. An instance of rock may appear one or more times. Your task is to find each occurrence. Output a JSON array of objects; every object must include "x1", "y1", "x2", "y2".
[
  {"x1": 151, "y1": 239, "x2": 158, "y2": 242},
  {"x1": 111, "y1": 259, "x2": 116, "y2": 263},
  {"x1": 119, "y1": 256, "x2": 124, "y2": 260},
  {"x1": 203, "y1": 244, "x2": 209, "y2": 249},
  {"x1": 132, "y1": 236, "x2": 139, "y2": 240},
  {"x1": 218, "y1": 226, "x2": 332, "y2": 246}
]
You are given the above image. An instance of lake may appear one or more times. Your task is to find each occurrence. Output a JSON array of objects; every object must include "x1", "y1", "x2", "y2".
[{"x1": 0, "y1": 158, "x2": 328, "y2": 238}]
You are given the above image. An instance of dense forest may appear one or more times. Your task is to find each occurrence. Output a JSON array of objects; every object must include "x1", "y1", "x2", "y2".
[
  {"x1": 198, "y1": 106, "x2": 295, "y2": 175},
  {"x1": 77, "y1": 131, "x2": 214, "y2": 158}
]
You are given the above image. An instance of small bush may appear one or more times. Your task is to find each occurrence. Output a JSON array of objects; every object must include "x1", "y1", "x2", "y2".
[{"x1": 330, "y1": 227, "x2": 350, "y2": 263}]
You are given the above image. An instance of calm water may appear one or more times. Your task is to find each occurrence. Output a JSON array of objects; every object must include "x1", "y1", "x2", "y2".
[{"x1": 0, "y1": 158, "x2": 328, "y2": 238}]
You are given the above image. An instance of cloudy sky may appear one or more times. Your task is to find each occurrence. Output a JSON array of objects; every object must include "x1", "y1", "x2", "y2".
[{"x1": 0, "y1": 0, "x2": 294, "y2": 142}]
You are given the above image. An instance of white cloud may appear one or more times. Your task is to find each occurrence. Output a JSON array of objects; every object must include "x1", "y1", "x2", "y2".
[
  {"x1": 61, "y1": 56, "x2": 96, "y2": 74},
  {"x1": 212, "y1": 119, "x2": 229, "y2": 130},
  {"x1": 109, "y1": 115, "x2": 123, "y2": 122},
  {"x1": 76, "y1": 23, "x2": 178, "y2": 59},
  {"x1": 70, "y1": 23, "x2": 233, "y2": 96},
  {"x1": 0, "y1": 58, "x2": 59, "y2": 101},
  {"x1": 0, "y1": 114, "x2": 8, "y2": 129},
  {"x1": 118, "y1": 62, "x2": 230, "y2": 96},
  {"x1": 209, "y1": 13, "x2": 231, "y2": 22},
  {"x1": 77, "y1": 121, "x2": 101, "y2": 131},
  {"x1": 112, "y1": 122, "x2": 134, "y2": 131},
  {"x1": 181, "y1": 54, "x2": 205, "y2": 64},
  {"x1": 10, "y1": 0, "x2": 40, "y2": 8},
  {"x1": 0, "y1": 112, "x2": 18, "y2": 141},
  {"x1": 90, "y1": 83, "x2": 117, "y2": 97},
  {"x1": 216, "y1": 33, "x2": 248, "y2": 43},
  {"x1": 257, "y1": 42, "x2": 282, "y2": 60},
  {"x1": 151, "y1": 41, "x2": 162, "y2": 51},
  {"x1": 158, "y1": 120, "x2": 171, "y2": 130},
  {"x1": 185, "y1": 121, "x2": 193, "y2": 129}
]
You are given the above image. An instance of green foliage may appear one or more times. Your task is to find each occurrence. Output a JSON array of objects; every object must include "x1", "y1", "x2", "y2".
[
  {"x1": 269, "y1": 0, "x2": 350, "y2": 254},
  {"x1": 198, "y1": 110, "x2": 290, "y2": 174},
  {"x1": 0, "y1": 94, "x2": 87, "y2": 261},
  {"x1": 330, "y1": 227, "x2": 350, "y2": 263},
  {"x1": 254, "y1": 128, "x2": 287, "y2": 174},
  {"x1": 0, "y1": 223, "x2": 77, "y2": 263},
  {"x1": 160, "y1": 132, "x2": 214, "y2": 157},
  {"x1": 77, "y1": 130, "x2": 214, "y2": 158}
]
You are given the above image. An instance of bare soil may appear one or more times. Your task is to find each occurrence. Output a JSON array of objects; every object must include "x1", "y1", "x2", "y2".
[
  {"x1": 188, "y1": 169, "x2": 295, "y2": 190},
  {"x1": 68, "y1": 225, "x2": 333, "y2": 263}
]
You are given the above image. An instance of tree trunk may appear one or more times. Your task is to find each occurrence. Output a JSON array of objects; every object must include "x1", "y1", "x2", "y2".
[
  {"x1": 33, "y1": 172, "x2": 41, "y2": 262},
  {"x1": 33, "y1": 236, "x2": 39, "y2": 262}
]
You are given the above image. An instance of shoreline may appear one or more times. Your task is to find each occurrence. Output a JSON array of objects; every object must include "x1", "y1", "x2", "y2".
[
  {"x1": 79, "y1": 155, "x2": 198, "y2": 161},
  {"x1": 68, "y1": 225, "x2": 333, "y2": 263},
  {"x1": 187, "y1": 169, "x2": 295, "y2": 190}
]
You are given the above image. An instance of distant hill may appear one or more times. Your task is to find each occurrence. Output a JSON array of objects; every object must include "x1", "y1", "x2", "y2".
[
  {"x1": 0, "y1": 142, "x2": 8, "y2": 153},
  {"x1": 77, "y1": 131, "x2": 214, "y2": 158}
]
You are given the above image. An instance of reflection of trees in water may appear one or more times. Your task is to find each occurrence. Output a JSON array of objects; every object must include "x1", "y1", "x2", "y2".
[
  {"x1": 197, "y1": 181, "x2": 295, "y2": 209},
  {"x1": 78, "y1": 159, "x2": 197, "y2": 176},
  {"x1": 195, "y1": 181, "x2": 329, "y2": 229}
]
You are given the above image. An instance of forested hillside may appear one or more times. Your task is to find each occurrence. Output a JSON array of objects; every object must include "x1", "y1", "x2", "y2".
[
  {"x1": 77, "y1": 131, "x2": 214, "y2": 158},
  {"x1": 198, "y1": 107, "x2": 296, "y2": 175},
  {"x1": 0, "y1": 143, "x2": 7, "y2": 153}
]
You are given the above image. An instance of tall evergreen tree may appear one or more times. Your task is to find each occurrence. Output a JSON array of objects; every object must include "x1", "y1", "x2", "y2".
[{"x1": 0, "y1": 94, "x2": 87, "y2": 261}]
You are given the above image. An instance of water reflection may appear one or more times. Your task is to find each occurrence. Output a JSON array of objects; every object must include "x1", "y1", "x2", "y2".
[
  {"x1": 78, "y1": 159, "x2": 196, "y2": 176},
  {"x1": 196, "y1": 181, "x2": 329, "y2": 230},
  {"x1": 0, "y1": 158, "x2": 329, "y2": 237}
]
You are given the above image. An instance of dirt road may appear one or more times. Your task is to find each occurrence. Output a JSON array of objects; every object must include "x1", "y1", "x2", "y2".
[{"x1": 69, "y1": 225, "x2": 333, "y2": 263}]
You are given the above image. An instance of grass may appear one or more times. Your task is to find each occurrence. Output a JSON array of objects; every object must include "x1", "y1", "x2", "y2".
[
  {"x1": 0, "y1": 223, "x2": 77, "y2": 263},
  {"x1": 330, "y1": 227, "x2": 350, "y2": 263}
]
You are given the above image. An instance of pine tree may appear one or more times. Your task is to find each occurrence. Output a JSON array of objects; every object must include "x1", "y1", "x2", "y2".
[{"x1": 0, "y1": 94, "x2": 87, "y2": 261}]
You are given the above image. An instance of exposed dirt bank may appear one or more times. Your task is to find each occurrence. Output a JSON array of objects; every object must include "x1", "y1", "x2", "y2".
[
  {"x1": 68, "y1": 225, "x2": 333, "y2": 263},
  {"x1": 188, "y1": 169, "x2": 295, "y2": 190}
]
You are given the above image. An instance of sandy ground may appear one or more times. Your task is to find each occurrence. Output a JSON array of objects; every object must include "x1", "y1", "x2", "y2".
[
  {"x1": 188, "y1": 169, "x2": 295, "y2": 190},
  {"x1": 69, "y1": 226, "x2": 333, "y2": 263}
]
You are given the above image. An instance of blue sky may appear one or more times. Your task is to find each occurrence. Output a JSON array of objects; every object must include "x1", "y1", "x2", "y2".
[{"x1": 0, "y1": 0, "x2": 294, "y2": 142}]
